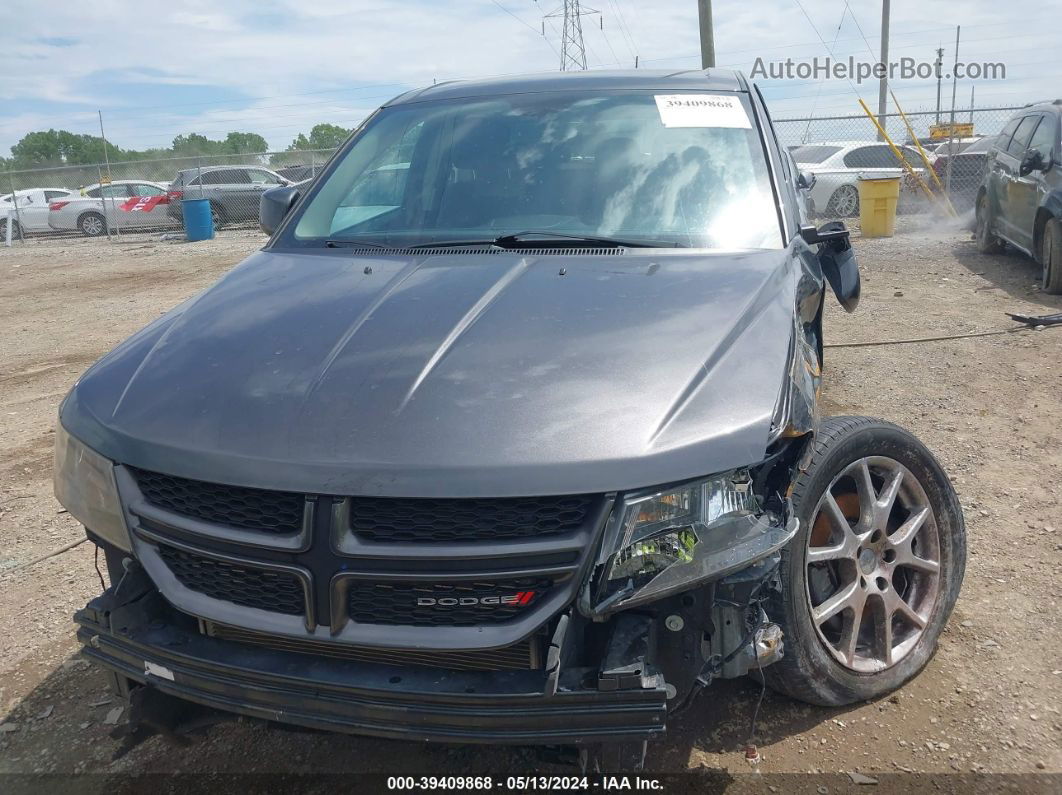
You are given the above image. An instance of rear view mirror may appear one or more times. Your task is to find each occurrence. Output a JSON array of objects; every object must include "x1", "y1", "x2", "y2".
[
  {"x1": 801, "y1": 223, "x2": 860, "y2": 313},
  {"x1": 259, "y1": 185, "x2": 301, "y2": 235},
  {"x1": 796, "y1": 170, "x2": 816, "y2": 191},
  {"x1": 1019, "y1": 149, "x2": 1047, "y2": 177}
]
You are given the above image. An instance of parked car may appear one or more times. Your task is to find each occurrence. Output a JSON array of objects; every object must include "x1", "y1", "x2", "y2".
[
  {"x1": 791, "y1": 141, "x2": 928, "y2": 217},
  {"x1": 1, "y1": 188, "x2": 75, "y2": 238},
  {"x1": 48, "y1": 181, "x2": 173, "y2": 236},
  {"x1": 58, "y1": 69, "x2": 965, "y2": 770},
  {"x1": 932, "y1": 136, "x2": 995, "y2": 210},
  {"x1": 975, "y1": 100, "x2": 1062, "y2": 293},
  {"x1": 275, "y1": 163, "x2": 323, "y2": 183},
  {"x1": 166, "y1": 165, "x2": 288, "y2": 228},
  {"x1": 928, "y1": 136, "x2": 982, "y2": 157}
]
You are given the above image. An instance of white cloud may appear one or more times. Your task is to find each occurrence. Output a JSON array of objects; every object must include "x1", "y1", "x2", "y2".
[{"x1": 0, "y1": 0, "x2": 1056, "y2": 154}]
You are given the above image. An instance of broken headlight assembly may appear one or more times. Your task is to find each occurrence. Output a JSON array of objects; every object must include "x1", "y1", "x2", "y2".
[
  {"x1": 54, "y1": 420, "x2": 131, "y2": 552},
  {"x1": 585, "y1": 468, "x2": 798, "y2": 616}
]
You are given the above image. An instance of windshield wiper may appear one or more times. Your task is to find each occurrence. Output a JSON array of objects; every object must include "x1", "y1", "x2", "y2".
[
  {"x1": 325, "y1": 239, "x2": 394, "y2": 249},
  {"x1": 405, "y1": 239, "x2": 498, "y2": 250},
  {"x1": 493, "y1": 230, "x2": 683, "y2": 249}
]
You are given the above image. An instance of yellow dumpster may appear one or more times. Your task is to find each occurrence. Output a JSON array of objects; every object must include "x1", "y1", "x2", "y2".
[{"x1": 857, "y1": 176, "x2": 900, "y2": 238}]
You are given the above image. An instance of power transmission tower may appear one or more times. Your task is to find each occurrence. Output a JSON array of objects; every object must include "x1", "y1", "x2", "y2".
[{"x1": 543, "y1": 2, "x2": 598, "y2": 71}]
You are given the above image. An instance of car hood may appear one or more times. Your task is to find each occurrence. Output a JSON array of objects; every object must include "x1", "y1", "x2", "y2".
[{"x1": 62, "y1": 247, "x2": 799, "y2": 497}]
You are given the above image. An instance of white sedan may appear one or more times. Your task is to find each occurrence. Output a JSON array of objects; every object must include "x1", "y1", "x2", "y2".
[
  {"x1": 791, "y1": 141, "x2": 927, "y2": 217},
  {"x1": 48, "y1": 180, "x2": 174, "y2": 236},
  {"x1": 2, "y1": 188, "x2": 76, "y2": 238}
]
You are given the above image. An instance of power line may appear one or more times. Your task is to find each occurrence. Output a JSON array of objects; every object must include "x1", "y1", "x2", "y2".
[{"x1": 489, "y1": 0, "x2": 561, "y2": 58}]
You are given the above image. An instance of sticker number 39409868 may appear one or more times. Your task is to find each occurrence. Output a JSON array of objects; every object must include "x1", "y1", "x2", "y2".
[{"x1": 654, "y1": 94, "x2": 753, "y2": 129}]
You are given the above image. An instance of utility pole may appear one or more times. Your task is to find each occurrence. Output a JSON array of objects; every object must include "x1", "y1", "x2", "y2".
[
  {"x1": 934, "y1": 47, "x2": 944, "y2": 124},
  {"x1": 945, "y1": 26, "x2": 961, "y2": 198},
  {"x1": 876, "y1": 0, "x2": 891, "y2": 141},
  {"x1": 98, "y1": 110, "x2": 117, "y2": 239},
  {"x1": 544, "y1": 1, "x2": 593, "y2": 71},
  {"x1": 698, "y1": 0, "x2": 715, "y2": 69}
]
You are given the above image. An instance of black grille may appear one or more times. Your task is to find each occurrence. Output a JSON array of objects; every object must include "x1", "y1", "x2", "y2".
[
  {"x1": 131, "y1": 468, "x2": 304, "y2": 534},
  {"x1": 157, "y1": 544, "x2": 305, "y2": 616},
  {"x1": 350, "y1": 495, "x2": 596, "y2": 543},
  {"x1": 347, "y1": 578, "x2": 552, "y2": 626},
  {"x1": 205, "y1": 622, "x2": 540, "y2": 671}
]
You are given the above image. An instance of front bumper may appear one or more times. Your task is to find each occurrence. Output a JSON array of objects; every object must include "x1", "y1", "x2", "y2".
[{"x1": 75, "y1": 590, "x2": 668, "y2": 745}]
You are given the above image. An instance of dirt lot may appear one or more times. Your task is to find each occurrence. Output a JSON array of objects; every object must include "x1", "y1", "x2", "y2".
[{"x1": 0, "y1": 223, "x2": 1059, "y2": 791}]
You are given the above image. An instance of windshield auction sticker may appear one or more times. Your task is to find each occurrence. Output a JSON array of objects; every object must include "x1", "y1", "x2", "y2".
[{"x1": 654, "y1": 94, "x2": 752, "y2": 128}]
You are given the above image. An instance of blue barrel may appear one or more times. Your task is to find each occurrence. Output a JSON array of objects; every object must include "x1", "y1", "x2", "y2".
[{"x1": 182, "y1": 198, "x2": 214, "y2": 241}]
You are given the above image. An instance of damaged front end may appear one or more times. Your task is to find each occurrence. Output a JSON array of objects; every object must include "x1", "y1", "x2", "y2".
[{"x1": 578, "y1": 438, "x2": 807, "y2": 708}]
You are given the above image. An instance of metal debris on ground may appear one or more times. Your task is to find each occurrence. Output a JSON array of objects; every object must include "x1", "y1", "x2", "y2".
[{"x1": 1006, "y1": 311, "x2": 1062, "y2": 328}]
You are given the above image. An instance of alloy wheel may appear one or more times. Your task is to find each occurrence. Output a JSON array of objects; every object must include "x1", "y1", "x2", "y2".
[
  {"x1": 831, "y1": 185, "x2": 859, "y2": 217},
  {"x1": 805, "y1": 456, "x2": 941, "y2": 673},
  {"x1": 82, "y1": 215, "x2": 104, "y2": 235}
]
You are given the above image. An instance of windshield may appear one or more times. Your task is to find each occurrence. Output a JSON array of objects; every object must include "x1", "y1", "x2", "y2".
[
  {"x1": 290, "y1": 90, "x2": 781, "y2": 250},
  {"x1": 790, "y1": 145, "x2": 841, "y2": 164}
]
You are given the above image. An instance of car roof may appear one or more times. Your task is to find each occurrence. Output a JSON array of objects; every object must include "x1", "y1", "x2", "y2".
[
  {"x1": 176, "y1": 164, "x2": 273, "y2": 175},
  {"x1": 794, "y1": 141, "x2": 899, "y2": 150},
  {"x1": 1020, "y1": 99, "x2": 1062, "y2": 115},
  {"x1": 82, "y1": 180, "x2": 167, "y2": 190},
  {"x1": 386, "y1": 68, "x2": 748, "y2": 105}
]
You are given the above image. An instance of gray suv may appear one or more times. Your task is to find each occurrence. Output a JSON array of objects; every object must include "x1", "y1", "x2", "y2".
[
  {"x1": 57, "y1": 69, "x2": 964, "y2": 771},
  {"x1": 166, "y1": 165, "x2": 288, "y2": 228}
]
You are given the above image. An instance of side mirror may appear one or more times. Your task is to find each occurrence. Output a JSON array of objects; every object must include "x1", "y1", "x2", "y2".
[
  {"x1": 259, "y1": 184, "x2": 301, "y2": 235},
  {"x1": 1019, "y1": 149, "x2": 1046, "y2": 177},
  {"x1": 801, "y1": 223, "x2": 860, "y2": 313},
  {"x1": 800, "y1": 223, "x2": 849, "y2": 246},
  {"x1": 796, "y1": 170, "x2": 816, "y2": 191}
]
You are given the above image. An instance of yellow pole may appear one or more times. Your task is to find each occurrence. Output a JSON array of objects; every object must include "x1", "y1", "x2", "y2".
[
  {"x1": 890, "y1": 90, "x2": 958, "y2": 217},
  {"x1": 857, "y1": 98, "x2": 940, "y2": 210}
]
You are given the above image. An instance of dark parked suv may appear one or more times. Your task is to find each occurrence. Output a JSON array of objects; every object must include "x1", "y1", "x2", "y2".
[
  {"x1": 166, "y1": 165, "x2": 288, "y2": 228},
  {"x1": 975, "y1": 100, "x2": 1062, "y2": 293},
  {"x1": 56, "y1": 70, "x2": 964, "y2": 770}
]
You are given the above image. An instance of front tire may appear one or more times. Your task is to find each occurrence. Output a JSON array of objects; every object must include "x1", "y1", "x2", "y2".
[
  {"x1": 764, "y1": 416, "x2": 965, "y2": 706},
  {"x1": 79, "y1": 212, "x2": 106, "y2": 237},
  {"x1": 1040, "y1": 217, "x2": 1062, "y2": 295}
]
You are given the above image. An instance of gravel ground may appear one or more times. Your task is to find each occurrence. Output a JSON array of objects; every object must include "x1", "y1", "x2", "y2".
[{"x1": 0, "y1": 221, "x2": 1059, "y2": 792}]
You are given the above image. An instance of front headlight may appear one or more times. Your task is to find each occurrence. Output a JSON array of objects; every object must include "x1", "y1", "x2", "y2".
[
  {"x1": 607, "y1": 470, "x2": 757, "y2": 583},
  {"x1": 588, "y1": 468, "x2": 790, "y2": 614},
  {"x1": 54, "y1": 422, "x2": 131, "y2": 551}
]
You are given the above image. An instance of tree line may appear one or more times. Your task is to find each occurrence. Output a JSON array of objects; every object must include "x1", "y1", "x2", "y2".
[{"x1": 1, "y1": 123, "x2": 352, "y2": 171}]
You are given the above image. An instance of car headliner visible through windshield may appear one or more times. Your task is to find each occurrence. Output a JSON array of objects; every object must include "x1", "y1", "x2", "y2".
[{"x1": 289, "y1": 90, "x2": 783, "y2": 251}]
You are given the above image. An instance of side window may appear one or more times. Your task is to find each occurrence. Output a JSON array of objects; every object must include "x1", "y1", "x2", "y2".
[
  {"x1": 248, "y1": 170, "x2": 282, "y2": 185},
  {"x1": 1027, "y1": 115, "x2": 1056, "y2": 156},
  {"x1": 843, "y1": 146, "x2": 896, "y2": 168},
  {"x1": 44, "y1": 190, "x2": 69, "y2": 201},
  {"x1": 202, "y1": 170, "x2": 231, "y2": 185},
  {"x1": 100, "y1": 185, "x2": 128, "y2": 198},
  {"x1": 995, "y1": 118, "x2": 1021, "y2": 151},
  {"x1": 900, "y1": 147, "x2": 922, "y2": 165},
  {"x1": 1006, "y1": 117, "x2": 1038, "y2": 157},
  {"x1": 132, "y1": 184, "x2": 165, "y2": 197},
  {"x1": 186, "y1": 176, "x2": 201, "y2": 187},
  {"x1": 85, "y1": 187, "x2": 101, "y2": 198}
]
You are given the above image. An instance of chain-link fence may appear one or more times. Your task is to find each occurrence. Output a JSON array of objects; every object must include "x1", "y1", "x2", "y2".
[
  {"x1": 775, "y1": 105, "x2": 1023, "y2": 214},
  {"x1": 0, "y1": 104, "x2": 1028, "y2": 246},
  {"x1": 1, "y1": 149, "x2": 336, "y2": 245}
]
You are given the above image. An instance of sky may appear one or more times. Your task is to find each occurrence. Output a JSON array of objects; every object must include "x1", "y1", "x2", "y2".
[{"x1": 1, "y1": 0, "x2": 1056, "y2": 158}]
